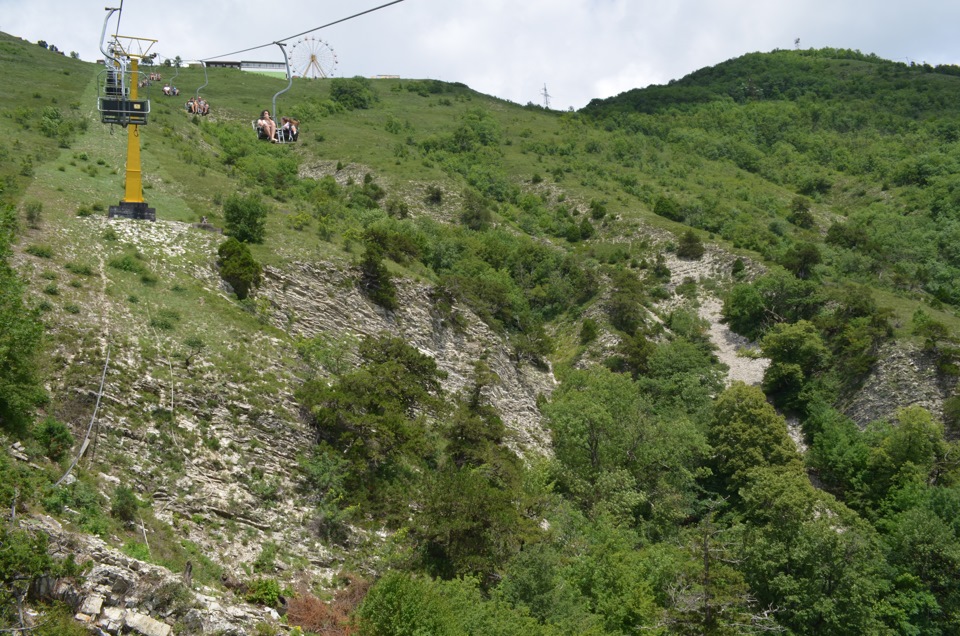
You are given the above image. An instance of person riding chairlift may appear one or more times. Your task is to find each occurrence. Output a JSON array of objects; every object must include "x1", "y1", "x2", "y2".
[
  {"x1": 281, "y1": 117, "x2": 299, "y2": 142},
  {"x1": 257, "y1": 109, "x2": 278, "y2": 142}
]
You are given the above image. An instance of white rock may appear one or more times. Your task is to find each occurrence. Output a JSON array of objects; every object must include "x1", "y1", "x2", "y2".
[
  {"x1": 80, "y1": 594, "x2": 104, "y2": 616},
  {"x1": 124, "y1": 611, "x2": 172, "y2": 636}
]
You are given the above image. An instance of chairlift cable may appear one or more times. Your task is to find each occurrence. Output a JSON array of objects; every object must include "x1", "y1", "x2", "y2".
[
  {"x1": 115, "y1": 0, "x2": 124, "y2": 38},
  {"x1": 283, "y1": 0, "x2": 406, "y2": 44},
  {"x1": 200, "y1": 0, "x2": 405, "y2": 62}
]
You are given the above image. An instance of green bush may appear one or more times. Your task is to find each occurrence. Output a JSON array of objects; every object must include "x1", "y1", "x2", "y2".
[
  {"x1": 111, "y1": 485, "x2": 140, "y2": 523},
  {"x1": 23, "y1": 200, "x2": 42, "y2": 227},
  {"x1": 330, "y1": 76, "x2": 377, "y2": 110},
  {"x1": 223, "y1": 193, "x2": 268, "y2": 244},
  {"x1": 108, "y1": 254, "x2": 146, "y2": 274},
  {"x1": 246, "y1": 578, "x2": 283, "y2": 607},
  {"x1": 653, "y1": 195, "x2": 684, "y2": 222},
  {"x1": 217, "y1": 238, "x2": 262, "y2": 300},
  {"x1": 580, "y1": 318, "x2": 599, "y2": 345},
  {"x1": 359, "y1": 244, "x2": 398, "y2": 310},
  {"x1": 25, "y1": 244, "x2": 53, "y2": 259},
  {"x1": 35, "y1": 417, "x2": 73, "y2": 461},
  {"x1": 676, "y1": 229, "x2": 705, "y2": 260}
]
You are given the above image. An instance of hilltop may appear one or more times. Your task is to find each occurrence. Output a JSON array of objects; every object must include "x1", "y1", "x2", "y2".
[{"x1": 2, "y1": 31, "x2": 960, "y2": 635}]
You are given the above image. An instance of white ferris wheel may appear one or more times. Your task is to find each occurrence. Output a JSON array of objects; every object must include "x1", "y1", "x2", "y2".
[{"x1": 289, "y1": 37, "x2": 338, "y2": 79}]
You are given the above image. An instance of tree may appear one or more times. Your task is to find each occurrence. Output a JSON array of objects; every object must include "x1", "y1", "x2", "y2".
[
  {"x1": 722, "y1": 268, "x2": 822, "y2": 340},
  {"x1": 787, "y1": 196, "x2": 815, "y2": 228},
  {"x1": 216, "y1": 238, "x2": 262, "y2": 300},
  {"x1": 708, "y1": 383, "x2": 801, "y2": 494},
  {"x1": 760, "y1": 319, "x2": 828, "y2": 411},
  {"x1": 546, "y1": 367, "x2": 709, "y2": 530},
  {"x1": 35, "y1": 417, "x2": 72, "y2": 461},
  {"x1": 676, "y1": 229, "x2": 705, "y2": 260},
  {"x1": 296, "y1": 334, "x2": 446, "y2": 506},
  {"x1": 884, "y1": 506, "x2": 960, "y2": 631},
  {"x1": 223, "y1": 193, "x2": 268, "y2": 243},
  {"x1": 779, "y1": 242, "x2": 822, "y2": 280},
  {"x1": 664, "y1": 510, "x2": 779, "y2": 635},
  {"x1": 737, "y1": 467, "x2": 894, "y2": 635},
  {"x1": 359, "y1": 243, "x2": 398, "y2": 310},
  {"x1": 606, "y1": 268, "x2": 646, "y2": 335},
  {"x1": 460, "y1": 188, "x2": 492, "y2": 231}
]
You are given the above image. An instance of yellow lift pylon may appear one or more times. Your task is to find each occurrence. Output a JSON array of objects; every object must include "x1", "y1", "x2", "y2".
[{"x1": 98, "y1": 7, "x2": 157, "y2": 220}]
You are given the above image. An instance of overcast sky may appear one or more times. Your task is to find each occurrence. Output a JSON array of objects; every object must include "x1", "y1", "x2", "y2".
[{"x1": 4, "y1": 0, "x2": 960, "y2": 110}]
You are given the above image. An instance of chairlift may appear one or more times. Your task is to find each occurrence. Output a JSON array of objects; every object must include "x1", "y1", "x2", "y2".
[
  {"x1": 161, "y1": 58, "x2": 180, "y2": 96},
  {"x1": 96, "y1": 8, "x2": 154, "y2": 127},
  {"x1": 185, "y1": 61, "x2": 210, "y2": 115},
  {"x1": 253, "y1": 42, "x2": 298, "y2": 143}
]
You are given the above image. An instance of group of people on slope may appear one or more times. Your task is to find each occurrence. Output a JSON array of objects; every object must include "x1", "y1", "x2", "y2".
[
  {"x1": 186, "y1": 97, "x2": 210, "y2": 115},
  {"x1": 256, "y1": 110, "x2": 299, "y2": 143},
  {"x1": 162, "y1": 83, "x2": 180, "y2": 96},
  {"x1": 137, "y1": 73, "x2": 164, "y2": 89}
]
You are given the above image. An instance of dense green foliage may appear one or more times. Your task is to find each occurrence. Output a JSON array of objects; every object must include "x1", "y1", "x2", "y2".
[
  {"x1": 4, "y1": 31, "x2": 960, "y2": 634},
  {"x1": 0, "y1": 207, "x2": 46, "y2": 433}
]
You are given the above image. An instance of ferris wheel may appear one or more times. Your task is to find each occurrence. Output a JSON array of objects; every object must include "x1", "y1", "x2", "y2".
[{"x1": 289, "y1": 37, "x2": 338, "y2": 79}]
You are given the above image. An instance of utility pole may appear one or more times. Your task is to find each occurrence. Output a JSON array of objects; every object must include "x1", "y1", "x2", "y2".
[{"x1": 541, "y1": 83, "x2": 551, "y2": 110}]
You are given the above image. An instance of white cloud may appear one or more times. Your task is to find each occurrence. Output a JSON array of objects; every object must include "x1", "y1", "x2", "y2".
[{"x1": 4, "y1": 0, "x2": 960, "y2": 109}]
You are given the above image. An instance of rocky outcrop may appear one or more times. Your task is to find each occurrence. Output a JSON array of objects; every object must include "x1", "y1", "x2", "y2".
[
  {"x1": 25, "y1": 515, "x2": 279, "y2": 635},
  {"x1": 842, "y1": 340, "x2": 957, "y2": 427},
  {"x1": 257, "y1": 262, "x2": 555, "y2": 454}
]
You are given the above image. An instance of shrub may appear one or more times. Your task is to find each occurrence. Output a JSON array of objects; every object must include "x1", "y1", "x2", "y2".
[
  {"x1": 246, "y1": 578, "x2": 283, "y2": 607},
  {"x1": 108, "y1": 254, "x2": 146, "y2": 274},
  {"x1": 26, "y1": 244, "x2": 53, "y2": 259},
  {"x1": 676, "y1": 229, "x2": 705, "y2": 260},
  {"x1": 788, "y1": 196, "x2": 815, "y2": 228},
  {"x1": 223, "y1": 193, "x2": 268, "y2": 244},
  {"x1": 731, "y1": 258, "x2": 746, "y2": 278},
  {"x1": 288, "y1": 576, "x2": 369, "y2": 635},
  {"x1": 65, "y1": 262, "x2": 94, "y2": 276},
  {"x1": 385, "y1": 197, "x2": 409, "y2": 219},
  {"x1": 653, "y1": 195, "x2": 684, "y2": 222},
  {"x1": 111, "y1": 485, "x2": 139, "y2": 523},
  {"x1": 425, "y1": 185, "x2": 443, "y2": 205},
  {"x1": 358, "y1": 244, "x2": 398, "y2": 310},
  {"x1": 589, "y1": 199, "x2": 607, "y2": 220},
  {"x1": 944, "y1": 394, "x2": 960, "y2": 434},
  {"x1": 35, "y1": 417, "x2": 73, "y2": 461},
  {"x1": 24, "y1": 200, "x2": 42, "y2": 227},
  {"x1": 217, "y1": 238, "x2": 262, "y2": 300},
  {"x1": 580, "y1": 318, "x2": 599, "y2": 345},
  {"x1": 330, "y1": 76, "x2": 377, "y2": 110}
]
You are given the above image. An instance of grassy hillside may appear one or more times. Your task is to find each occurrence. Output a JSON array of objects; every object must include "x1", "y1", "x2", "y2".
[{"x1": 3, "y1": 31, "x2": 960, "y2": 635}]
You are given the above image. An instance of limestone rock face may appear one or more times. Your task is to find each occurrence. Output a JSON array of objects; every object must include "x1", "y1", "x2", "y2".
[
  {"x1": 257, "y1": 262, "x2": 555, "y2": 454},
  {"x1": 842, "y1": 341, "x2": 957, "y2": 427}
]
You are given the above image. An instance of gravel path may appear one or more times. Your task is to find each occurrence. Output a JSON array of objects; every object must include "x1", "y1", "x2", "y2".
[{"x1": 699, "y1": 296, "x2": 769, "y2": 386}]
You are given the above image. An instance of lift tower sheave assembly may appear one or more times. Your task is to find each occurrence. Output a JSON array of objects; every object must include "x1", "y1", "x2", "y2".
[{"x1": 98, "y1": 7, "x2": 157, "y2": 221}]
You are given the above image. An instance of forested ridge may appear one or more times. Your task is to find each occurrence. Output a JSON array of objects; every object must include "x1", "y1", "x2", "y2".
[{"x1": 1, "y1": 32, "x2": 960, "y2": 634}]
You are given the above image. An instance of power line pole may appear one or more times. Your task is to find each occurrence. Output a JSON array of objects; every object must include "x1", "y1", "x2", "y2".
[{"x1": 541, "y1": 83, "x2": 551, "y2": 110}]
